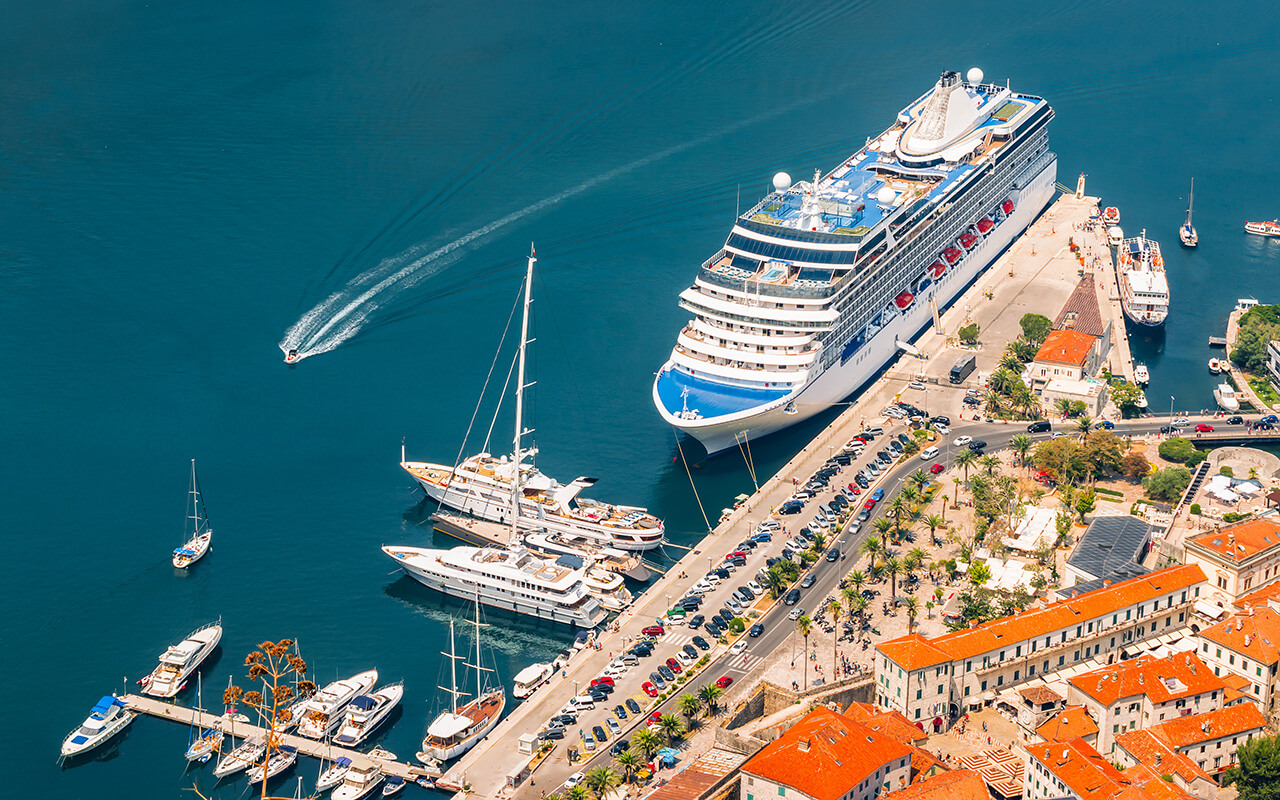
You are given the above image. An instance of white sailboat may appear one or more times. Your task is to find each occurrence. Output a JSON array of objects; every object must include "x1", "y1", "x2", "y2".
[
  {"x1": 183, "y1": 673, "x2": 223, "y2": 763},
  {"x1": 1180, "y1": 178, "x2": 1198, "y2": 248},
  {"x1": 173, "y1": 459, "x2": 213, "y2": 569},
  {"x1": 417, "y1": 597, "x2": 506, "y2": 762}
]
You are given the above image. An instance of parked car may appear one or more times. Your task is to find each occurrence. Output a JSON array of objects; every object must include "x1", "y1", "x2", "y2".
[
  {"x1": 626, "y1": 698, "x2": 642, "y2": 715},
  {"x1": 664, "y1": 658, "x2": 681, "y2": 674},
  {"x1": 932, "y1": 422, "x2": 950, "y2": 435},
  {"x1": 692, "y1": 635, "x2": 711, "y2": 651},
  {"x1": 648, "y1": 673, "x2": 666, "y2": 690},
  {"x1": 688, "y1": 614, "x2": 705, "y2": 629},
  {"x1": 931, "y1": 415, "x2": 951, "y2": 425}
]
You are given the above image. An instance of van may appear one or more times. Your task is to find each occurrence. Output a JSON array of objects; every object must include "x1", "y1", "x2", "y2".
[
  {"x1": 919, "y1": 445, "x2": 940, "y2": 460},
  {"x1": 571, "y1": 695, "x2": 597, "y2": 711},
  {"x1": 621, "y1": 653, "x2": 638, "y2": 666},
  {"x1": 1027, "y1": 420, "x2": 1051, "y2": 433},
  {"x1": 863, "y1": 425, "x2": 884, "y2": 436}
]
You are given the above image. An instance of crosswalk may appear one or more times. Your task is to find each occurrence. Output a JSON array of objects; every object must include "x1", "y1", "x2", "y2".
[{"x1": 725, "y1": 653, "x2": 765, "y2": 673}]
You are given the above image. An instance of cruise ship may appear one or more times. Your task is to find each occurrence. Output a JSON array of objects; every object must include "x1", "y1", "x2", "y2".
[
  {"x1": 653, "y1": 69, "x2": 1058, "y2": 454},
  {"x1": 1117, "y1": 232, "x2": 1169, "y2": 327},
  {"x1": 381, "y1": 544, "x2": 607, "y2": 628}
]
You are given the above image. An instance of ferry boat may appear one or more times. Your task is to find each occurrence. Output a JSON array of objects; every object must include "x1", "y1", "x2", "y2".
[
  {"x1": 334, "y1": 683, "x2": 404, "y2": 747},
  {"x1": 403, "y1": 251, "x2": 664, "y2": 551},
  {"x1": 420, "y1": 610, "x2": 506, "y2": 762},
  {"x1": 60, "y1": 696, "x2": 134, "y2": 758},
  {"x1": 296, "y1": 670, "x2": 379, "y2": 739},
  {"x1": 1180, "y1": 179, "x2": 1198, "y2": 248},
  {"x1": 1245, "y1": 220, "x2": 1280, "y2": 237},
  {"x1": 1215, "y1": 383, "x2": 1240, "y2": 412},
  {"x1": 1116, "y1": 232, "x2": 1169, "y2": 327},
  {"x1": 142, "y1": 620, "x2": 222, "y2": 698},
  {"x1": 381, "y1": 544, "x2": 607, "y2": 628},
  {"x1": 652, "y1": 68, "x2": 1058, "y2": 454}
]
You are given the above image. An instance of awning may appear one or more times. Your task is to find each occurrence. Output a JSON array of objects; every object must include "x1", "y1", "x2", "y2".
[
  {"x1": 982, "y1": 690, "x2": 996, "y2": 701},
  {"x1": 1194, "y1": 600, "x2": 1226, "y2": 620}
]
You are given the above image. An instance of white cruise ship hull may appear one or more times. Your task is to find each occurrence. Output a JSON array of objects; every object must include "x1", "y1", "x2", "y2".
[{"x1": 658, "y1": 157, "x2": 1057, "y2": 456}]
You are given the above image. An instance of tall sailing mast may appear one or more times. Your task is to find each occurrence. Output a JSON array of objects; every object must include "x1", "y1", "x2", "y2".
[
  {"x1": 509, "y1": 246, "x2": 536, "y2": 542},
  {"x1": 439, "y1": 620, "x2": 467, "y2": 716}
]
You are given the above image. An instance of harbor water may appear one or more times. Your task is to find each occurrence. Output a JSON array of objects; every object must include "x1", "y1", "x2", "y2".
[{"x1": 4, "y1": 1, "x2": 1280, "y2": 796}]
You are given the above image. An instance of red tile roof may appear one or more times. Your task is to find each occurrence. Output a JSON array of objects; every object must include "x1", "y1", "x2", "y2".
[
  {"x1": 1117, "y1": 763, "x2": 1200, "y2": 800},
  {"x1": 879, "y1": 769, "x2": 985, "y2": 800},
  {"x1": 909, "y1": 748, "x2": 950, "y2": 782},
  {"x1": 1218, "y1": 672, "x2": 1253, "y2": 705},
  {"x1": 1142, "y1": 704, "x2": 1268, "y2": 748},
  {"x1": 843, "y1": 705, "x2": 930, "y2": 745},
  {"x1": 1068, "y1": 652, "x2": 1224, "y2": 705},
  {"x1": 1020, "y1": 685, "x2": 1064, "y2": 705},
  {"x1": 1113, "y1": 730, "x2": 1212, "y2": 786},
  {"x1": 741, "y1": 707, "x2": 913, "y2": 800},
  {"x1": 1197, "y1": 605, "x2": 1280, "y2": 665},
  {"x1": 1232, "y1": 582, "x2": 1280, "y2": 609},
  {"x1": 1025, "y1": 738, "x2": 1131, "y2": 800},
  {"x1": 878, "y1": 566, "x2": 1206, "y2": 670},
  {"x1": 1053, "y1": 273, "x2": 1108, "y2": 339},
  {"x1": 1034, "y1": 329, "x2": 1096, "y2": 367},
  {"x1": 1036, "y1": 705, "x2": 1099, "y2": 743},
  {"x1": 1186, "y1": 518, "x2": 1280, "y2": 563}
]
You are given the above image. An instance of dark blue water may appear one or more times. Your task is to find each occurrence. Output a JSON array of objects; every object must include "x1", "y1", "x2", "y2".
[{"x1": 5, "y1": 1, "x2": 1278, "y2": 796}]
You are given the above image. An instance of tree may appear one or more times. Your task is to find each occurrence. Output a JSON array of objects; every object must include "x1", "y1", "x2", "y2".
[
  {"x1": 797, "y1": 615, "x2": 813, "y2": 691},
  {"x1": 968, "y1": 561, "x2": 992, "y2": 588},
  {"x1": 1109, "y1": 381, "x2": 1145, "y2": 414},
  {"x1": 1145, "y1": 466, "x2": 1193, "y2": 502},
  {"x1": 1120, "y1": 452, "x2": 1150, "y2": 481},
  {"x1": 1222, "y1": 732, "x2": 1280, "y2": 800},
  {"x1": 566, "y1": 788, "x2": 590, "y2": 800},
  {"x1": 697, "y1": 682, "x2": 723, "y2": 716},
  {"x1": 677, "y1": 693, "x2": 701, "y2": 728},
  {"x1": 998, "y1": 353, "x2": 1025, "y2": 374},
  {"x1": 924, "y1": 514, "x2": 946, "y2": 545},
  {"x1": 1159, "y1": 437, "x2": 1200, "y2": 464},
  {"x1": 1070, "y1": 400, "x2": 1087, "y2": 417},
  {"x1": 903, "y1": 596, "x2": 920, "y2": 632},
  {"x1": 810, "y1": 529, "x2": 827, "y2": 553},
  {"x1": 764, "y1": 566, "x2": 788, "y2": 599},
  {"x1": 884, "y1": 556, "x2": 903, "y2": 598},
  {"x1": 1019, "y1": 312, "x2": 1053, "y2": 344},
  {"x1": 613, "y1": 749, "x2": 643, "y2": 784},
  {"x1": 1076, "y1": 416, "x2": 1094, "y2": 438},
  {"x1": 1055, "y1": 511, "x2": 1072, "y2": 547},
  {"x1": 585, "y1": 765, "x2": 622, "y2": 800},
  {"x1": 1081, "y1": 431, "x2": 1124, "y2": 476},
  {"x1": 847, "y1": 571, "x2": 866, "y2": 593},
  {"x1": 901, "y1": 436, "x2": 921, "y2": 455},
  {"x1": 861, "y1": 533, "x2": 884, "y2": 564},
  {"x1": 907, "y1": 469, "x2": 931, "y2": 494},
  {"x1": 1074, "y1": 488, "x2": 1097, "y2": 523},
  {"x1": 980, "y1": 454, "x2": 1001, "y2": 477},
  {"x1": 925, "y1": 599, "x2": 936, "y2": 619},
  {"x1": 990, "y1": 367, "x2": 1019, "y2": 395},
  {"x1": 1035, "y1": 437, "x2": 1084, "y2": 483},
  {"x1": 631, "y1": 728, "x2": 662, "y2": 760},
  {"x1": 959, "y1": 322, "x2": 981, "y2": 344},
  {"x1": 1055, "y1": 397, "x2": 1074, "y2": 418},
  {"x1": 1010, "y1": 434, "x2": 1034, "y2": 470},
  {"x1": 657, "y1": 713, "x2": 685, "y2": 745},
  {"x1": 907, "y1": 546, "x2": 927, "y2": 574},
  {"x1": 1229, "y1": 305, "x2": 1280, "y2": 371},
  {"x1": 852, "y1": 594, "x2": 870, "y2": 620},
  {"x1": 954, "y1": 447, "x2": 980, "y2": 482},
  {"x1": 1007, "y1": 338, "x2": 1040, "y2": 362}
]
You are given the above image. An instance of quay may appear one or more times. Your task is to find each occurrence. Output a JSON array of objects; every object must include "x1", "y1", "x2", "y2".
[
  {"x1": 438, "y1": 188, "x2": 1142, "y2": 800},
  {"x1": 119, "y1": 693, "x2": 436, "y2": 783}
]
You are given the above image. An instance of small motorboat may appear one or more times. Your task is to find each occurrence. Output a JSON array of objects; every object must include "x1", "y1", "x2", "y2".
[
  {"x1": 1209, "y1": 358, "x2": 1222, "y2": 374},
  {"x1": 383, "y1": 776, "x2": 407, "y2": 796},
  {"x1": 284, "y1": 348, "x2": 301, "y2": 364},
  {"x1": 942, "y1": 247, "x2": 961, "y2": 264},
  {"x1": 1103, "y1": 206, "x2": 1120, "y2": 224},
  {"x1": 512, "y1": 662, "x2": 554, "y2": 699},
  {"x1": 1245, "y1": 220, "x2": 1280, "y2": 237},
  {"x1": 317, "y1": 757, "x2": 354, "y2": 792},
  {"x1": 959, "y1": 232, "x2": 978, "y2": 249},
  {"x1": 1134, "y1": 363, "x2": 1149, "y2": 385},
  {"x1": 61, "y1": 696, "x2": 135, "y2": 759},
  {"x1": 929, "y1": 261, "x2": 946, "y2": 278},
  {"x1": 213, "y1": 736, "x2": 266, "y2": 779},
  {"x1": 246, "y1": 745, "x2": 298, "y2": 784},
  {"x1": 976, "y1": 217, "x2": 994, "y2": 234},
  {"x1": 415, "y1": 776, "x2": 436, "y2": 790},
  {"x1": 333, "y1": 764, "x2": 385, "y2": 800},
  {"x1": 1135, "y1": 392, "x2": 1149, "y2": 409}
]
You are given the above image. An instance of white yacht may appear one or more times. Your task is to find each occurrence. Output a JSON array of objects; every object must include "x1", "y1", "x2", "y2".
[
  {"x1": 333, "y1": 764, "x2": 385, "y2": 800},
  {"x1": 519, "y1": 530, "x2": 651, "y2": 581},
  {"x1": 246, "y1": 745, "x2": 298, "y2": 784},
  {"x1": 317, "y1": 757, "x2": 354, "y2": 792},
  {"x1": 420, "y1": 613, "x2": 505, "y2": 762},
  {"x1": 512, "y1": 662, "x2": 554, "y2": 699},
  {"x1": 334, "y1": 683, "x2": 404, "y2": 747},
  {"x1": 382, "y1": 544, "x2": 607, "y2": 628},
  {"x1": 60, "y1": 696, "x2": 134, "y2": 758},
  {"x1": 1117, "y1": 232, "x2": 1169, "y2": 327},
  {"x1": 1134, "y1": 363, "x2": 1150, "y2": 385},
  {"x1": 213, "y1": 736, "x2": 266, "y2": 778},
  {"x1": 296, "y1": 669, "x2": 379, "y2": 739},
  {"x1": 143, "y1": 620, "x2": 222, "y2": 698},
  {"x1": 1215, "y1": 383, "x2": 1240, "y2": 412},
  {"x1": 1180, "y1": 179, "x2": 1198, "y2": 247},
  {"x1": 401, "y1": 251, "x2": 664, "y2": 552},
  {"x1": 172, "y1": 459, "x2": 213, "y2": 569}
]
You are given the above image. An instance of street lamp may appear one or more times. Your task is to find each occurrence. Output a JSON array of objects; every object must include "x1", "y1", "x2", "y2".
[{"x1": 1170, "y1": 396, "x2": 1176, "y2": 425}]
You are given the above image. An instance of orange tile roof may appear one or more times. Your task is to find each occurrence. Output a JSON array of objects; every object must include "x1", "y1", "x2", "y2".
[
  {"x1": 1218, "y1": 672, "x2": 1253, "y2": 705},
  {"x1": 1187, "y1": 518, "x2": 1280, "y2": 563},
  {"x1": 878, "y1": 565, "x2": 1206, "y2": 670},
  {"x1": 741, "y1": 707, "x2": 913, "y2": 800},
  {"x1": 1114, "y1": 730, "x2": 1212, "y2": 786},
  {"x1": 1118, "y1": 764, "x2": 1200, "y2": 800},
  {"x1": 1197, "y1": 605, "x2": 1280, "y2": 664},
  {"x1": 1036, "y1": 705, "x2": 1099, "y2": 742},
  {"x1": 879, "y1": 769, "x2": 984, "y2": 800},
  {"x1": 1232, "y1": 582, "x2": 1280, "y2": 609},
  {"x1": 1034, "y1": 329, "x2": 1096, "y2": 367},
  {"x1": 1020, "y1": 685, "x2": 1064, "y2": 705},
  {"x1": 1068, "y1": 652, "x2": 1224, "y2": 705},
  {"x1": 1025, "y1": 738, "x2": 1130, "y2": 800},
  {"x1": 909, "y1": 748, "x2": 951, "y2": 781},
  {"x1": 1143, "y1": 704, "x2": 1268, "y2": 748},
  {"x1": 842, "y1": 706, "x2": 929, "y2": 745}
]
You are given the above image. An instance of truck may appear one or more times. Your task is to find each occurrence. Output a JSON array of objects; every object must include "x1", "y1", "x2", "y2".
[{"x1": 949, "y1": 354, "x2": 976, "y2": 384}]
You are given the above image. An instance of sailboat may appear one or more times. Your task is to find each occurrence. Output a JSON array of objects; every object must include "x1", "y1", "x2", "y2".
[
  {"x1": 183, "y1": 673, "x2": 223, "y2": 763},
  {"x1": 416, "y1": 597, "x2": 506, "y2": 762},
  {"x1": 173, "y1": 459, "x2": 213, "y2": 569},
  {"x1": 1180, "y1": 178, "x2": 1198, "y2": 248}
]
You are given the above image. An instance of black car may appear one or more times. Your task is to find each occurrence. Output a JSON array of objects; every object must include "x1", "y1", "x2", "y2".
[
  {"x1": 888, "y1": 440, "x2": 904, "y2": 455},
  {"x1": 1159, "y1": 425, "x2": 1181, "y2": 434},
  {"x1": 897, "y1": 433, "x2": 912, "y2": 446},
  {"x1": 784, "y1": 588, "x2": 801, "y2": 605},
  {"x1": 625, "y1": 698, "x2": 642, "y2": 715},
  {"x1": 781, "y1": 547, "x2": 795, "y2": 560},
  {"x1": 553, "y1": 713, "x2": 577, "y2": 726},
  {"x1": 826, "y1": 548, "x2": 840, "y2": 562},
  {"x1": 611, "y1": 739, "x2": 630, "y2": 755},
  {"x1": 931, "y1": 415, "x2": 951, "y2": 425},
  {"x1": 1257, "y1": 422, "x2": 1276, "y2": 431},
  {"x1": 594, "y1": 681, "x2": 614, "y2": 694},
  {"x1": 780, "y1": 501, "x2": 803, "y2": 514},
  {"x1": 649, "y1": 671, "x2": 667, "y2": 689},
  {"x1": 749, "y1": 623, "x2": 765, "y2": 637},
  {"x1": 963, "y1": 395, "x2": 981, "y2": 406},
  {"x1": 801, "y1": 574, "x2": 816, "y2": 589},
  {"x1": 855, "y1": 475, "x2": 870, "y2": 488},
  {"x1": 832, "y1": 454, "x2": 852, "y2": 465},
  {"x1": 968, "y1": 440, "x2": 987, "y2": 452},
  {"x1": 704, "y1": 619, "x2": 722, "y2": 636},
  {"x1": 614, "y1": 703, "x2": 628, "y2": 720},
  {"x1": 631, "y1": 641, "x2": 652, "y2": 656},
  {"x1": 1027, "y1": 420, "x2": 1051, "y2": 433},
  {"x1": 717, "y1": 608, "x2": 735, "y2": 625},
  {"x1": 765, "y1": 557, "x2": 779, "y2": 567},
  {"x1": 657, "y1": 664, "x2": 675, "y2": 681},
  {"x1": 832, "y1": 495, "x2": 848, "y2": 509},
  {"x1": 858, "y1": 509, "x2": 871, "y2": 522},
  {"x1": 688, "y1": 614, "x2": 705, "y2": 629},
  {"x1": 593, "y1": 724, "x2": 608, "y2": 742},
  {"x1": 692, "y1": 635, "x2": 711, "y2": 651},
  {"x1": 682, "y1": 644, "x2": 699, "y2": 659},
  {"x1": 1226, "y1": 416, "x2": 1244, "y2": 425},
  {"x1": 737, "y1": 539, "x2": 757, "y2": 550},
  {"x1": 714, "y1": 567, "x2": 731, "y2": 579},
  {"x1": 538, "y1": 726, "x2": 565, "y2": 740},
  {"x1": 589, "y1": 689, "x2": 608, "y2": 702},
  {"x1": 731, "y1": 555, "x2": 747, "y2": 566}
]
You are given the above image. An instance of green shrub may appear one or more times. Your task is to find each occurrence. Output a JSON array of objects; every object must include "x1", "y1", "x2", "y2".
[
  {"x1": 1220, "y1": 466, "x2": 1234, "y2": 477},
  {"x1": 1158, "y1": 438, "x2": 1199, "y2": 463},
  {"x1": 1095, "y1": 487, "x2": 1124, "y2": 497},
  {"x1": 1145, "y1": 466, "x2": 1193, "y2": 502},
  {"x1": 728, "y1": 618, "x2": 746, "y2": 633},
  {"x1": 1223, "y1": 512, "x2": 1252, "y2": 523},
  {"x1": 1190, "y1": 503, "x2": 1202, "y2": 515}
]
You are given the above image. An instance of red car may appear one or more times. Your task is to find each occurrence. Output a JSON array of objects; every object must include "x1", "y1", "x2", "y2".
[
  {"x1": 846, "y1": 484, "x2": 861, "y2": 494},
  {"x1": 665, "y1": 657, "x2": 682, "y2": 674},
  {"x1": 1195, "y1": 424, "x2": 1214, "y2": 432},
  {"x1": 715, "y1": 676, "x2": 734, "y2": 689},
  {"x1": 929, "y1": 463, "x2": 944, "y2": 474},
  {"x1": 647, "y1": 711, "x2": 663, "y2": 726},
  {"x1": 725, "y1": 551, "x2": 747, "y2": 560},
  {"x1": 591, "y1": 677, "x2": 614, "y2": 687},
  {"x1": 642, "y1": 625, "x2": 665, "y2": 636},
  {"x1": 863, "y1": 499, "x2": 876, "y2": 509},
  {"x1": 641, "y1": 682, "x2": 658, "y2": 697}
]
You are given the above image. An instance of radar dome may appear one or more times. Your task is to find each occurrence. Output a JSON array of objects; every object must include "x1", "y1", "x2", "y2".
[
  {"x1": 772, "y1": 172, "x2": 792, "y2": 192},
  {"x1": 876, "y1": 186, "x2": 896, "y2": 205},
  {"x1": 966, "y1": 67, "x2": 984, "y2": 85}
]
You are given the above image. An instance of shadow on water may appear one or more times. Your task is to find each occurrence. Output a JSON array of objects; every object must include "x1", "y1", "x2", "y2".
[{"x1": 59, "y1": 729, "x2": 132, "y2": 770}]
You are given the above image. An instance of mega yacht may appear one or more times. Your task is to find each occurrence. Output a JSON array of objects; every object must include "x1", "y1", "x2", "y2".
[
  {"x1": 381, "y1": 544, "x2": 607, "y2": 628},
  {"x1": 653, "y1": 68, "x2": 1058, "y2": 454},
  {"x1": 61, "y1": 696, "x2": 135, "y2": 758},
  {"x1": 1117, "y1": 232, "x2": 1169, "y2": 327},
  {"x1": 142, "y1": 620, "x2": 222, "y2": 698},
  {"x1": 403, "y1": 250, "x2": 664, "y2": 551},
  {"x1": 334, "y1": 683, "x2": 404, "y2": 747},
  {"x1": 419, "y1": 613, "x2": 505, "y2": 762},
  {"x1": 296, "y1": 670, "x2": 379, "y2": 739}
]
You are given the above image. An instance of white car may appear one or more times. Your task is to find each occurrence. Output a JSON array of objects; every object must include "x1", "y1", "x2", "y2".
[
  {"x1": 954, "y1": 435, "x2": 972, "y2": 447},
  {"x1": 747, "y1": 580, "x2": 763, "y2": 594},
  {"x1": 676, "y1": 651, "x2": 695, "y2": 666},
  {"x1": 756, "y1": 520, "x2": 781, "y2": 532},
  {"x1": 787, "y1": 607, "x2": 805, "y2": 621},
  {"x1": 604, "y1": 663, "x2": 628, "y2": 678},
  {"x1": 730, "y1": 640, "x2": 747, "y2": 655},
  {"x1": 908, "y1": 380, "x2": 926, "y2": 390},
  {"x1": 883, "y1": 407, "x2": 907, "y2": 419},
  {"x1": 566, "y1": 772, "x2": 584, "y2": 789},
  {"x1": 1172, "y1": 416, "x2": 1191, "y2": 426},
  {"x1": 691, "y1": 580, "x2": 713, "y2": 595},
  {"x1": 932, "y1": 422, "x2": 950, "y2": 435},
  {"x1": 703, "y1": 573, "x2": 722, "y2": 586}
]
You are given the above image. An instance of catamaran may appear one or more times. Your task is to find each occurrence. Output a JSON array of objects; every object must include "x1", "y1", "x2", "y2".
[
  {"x1": 417, "y1": 600, "x2": 506, "y2": 762},
  {"x1": 1180, "y1": 179, "x2": 1198, "y2": 247},
  {"x1": 142, "y1": 619, "x2": 222, "y2": 698},
  {"x1": 172, "y1": 459, "x2": 213, "y2": 569}
]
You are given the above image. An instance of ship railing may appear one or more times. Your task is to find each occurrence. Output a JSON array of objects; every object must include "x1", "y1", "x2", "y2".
[{"x1": 697, "y1": 266, "x2": 832, "y2": 299}]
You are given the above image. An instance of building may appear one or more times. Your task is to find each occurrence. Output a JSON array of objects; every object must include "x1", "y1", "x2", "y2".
[
  {"x1": 1034, "y1": 706, "x2": 1099, "y2": 748},
  {"x1": 740, "y1": 707, "x2": 913, "y2": 800},
  {"x1": 1111, "y1": 730, "x2": 1217, "y2": 799},
  {"x1": 1061, "y1": 516, "x2": 1153, "y2": 593},
  {"x1": 1124, "y1": 704, "x2": 1268, "y2": 776},
  {"x1": 1024, "y1": 737, "x2": 1196, "y2": 800},
  {"x1": 1041, "y1": 379, "x2": 1108, "y2": 418},
  {"x1": 1017, "y1": 685, "x2": 1067, "y2": 739},
  {"x1": 1028, "y1": 329, "x2": 1101, "y2": 392},
  {"x1": 877, "y1": 770, "x2": 986, "y2": 800},
  {"x1": 1065, "y1": 652, "x2": 1226, "y2": 755},
  {"x1": 875, "y1": 566, "x2": 1207, "y2": 728},
  {"x1": 1194, "y1": 599, "x2": 1280, "y2": 712},
  {"x1": 1053, "y1": 273, "x2": 1113, "y2": 372},
  {"x1": 1265, "y1": 339, "x2": 1280, "y2": 388},
  {"x1": 1183, "y1": 518, "x2": 1280, "y2": 602}
]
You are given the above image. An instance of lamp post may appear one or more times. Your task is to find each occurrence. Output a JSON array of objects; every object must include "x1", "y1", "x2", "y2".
[{"x1": 1170, "y1": 396, "x2": 1176, "y2": 425}]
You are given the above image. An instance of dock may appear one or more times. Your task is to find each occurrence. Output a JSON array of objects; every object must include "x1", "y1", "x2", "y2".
[{"x1": 119, "y1": 694, "x2": 438, "y2": 783}]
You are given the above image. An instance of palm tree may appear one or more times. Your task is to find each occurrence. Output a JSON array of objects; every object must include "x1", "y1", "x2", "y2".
[
  {"x1": 907, "y1": 546, "x2": 927, "y2": 574},
  {"x1": 810, "y1": 529, "x2": 827, "y2": 553},
  {"x1": 923, "y1": 513, "x2": 945, "y2": 545},
  {"x1": 861, "y1": 532, "x2": 884, "y2": 564},
  {"x1": 883, "y1": 556, "x2": 903, "y2": 598},
  {"x1": 852, "y1": 594, "x2": 869, "y2": 621},
  {"x1": 1013, "y1": 384, "x2": 1040, "y2": 419},
  {"x1": 1076, "y1": 415, "x2": 1093, "y2": 439},
  {"x1": 697, "y1": 683, "x2": 723, "y2": 716},
  {"x1": 1010, "y1": 433, "x2": 1033, "y2": 470},
  {"x1": 903, "y1": 596, "x2": 920, "y2": 632},
  {"x1": 954, "y1": 447, "x2": 979, "y2": 482},
  {"x1": 998, "y1": 353, "x2": 1024, "y2": 374},
  {"x1": 797, "y1": 615, "x2": 813, "y2": 691},
  {"x1": 908, "y1": 469, "x2": 931, "y2": 494},
  {"x1": 847, "y1": 570, "x2": 866, "y2": 593},
  {"x1": 584, "y1": 765, "x2": 621, "y2": 800},
  {"x1": 984, "y1": 388, "x2": 1004, "y2": 416},
  {"x1": 841, "y1": 585, "x2": 860, "y2": 619},
  {"x1": 613, "y1": 749, "x2": 642, "y2": 784},
  {"x1": 657, "y1": 713, "x2": 685, "y2": 745},
  {"x1": 888, "y1": 494, "x2": 910, "y2": 541},
  {"x1": 979, "y1": 454, "x2": 1001, "y2": 477},
  {"x1": 925, "y1": 599, "x2": 936, "y2": 619},
  {"x1": 565, "y1": 787, "x2": 589, "y2": 800},
  {"x1": 677, "y1": 693, "x2": 701, "y2": 729},
  {"x1": 1055, "y1": 397, "x2": 1073, "y2": 418},
  {"x1": 828, "y1": 599, "x2": 843, "y2": 676},
  {"x1": 900, "y1": 482, "x2": 921, "y2": 506},
  {"x1": 631, "y1": 728, "x2": 662, "y2": 761},
  {"x1": 763, "y1": 567, "x2": 787, "y2": 600}
]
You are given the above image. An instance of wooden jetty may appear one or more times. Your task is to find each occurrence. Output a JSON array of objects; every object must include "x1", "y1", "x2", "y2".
[{"x1": 120, "y1": 694, "x2": 439, "y2": 782}]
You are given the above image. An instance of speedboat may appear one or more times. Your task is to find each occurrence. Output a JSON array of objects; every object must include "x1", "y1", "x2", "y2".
[
  {"x1": 1135, "y1": 392, "x2": 1149, "y2": 409},
  {"x1": 333, "y1": 764, "x2": 385, "y2": 800},
  {"x1": 143, "y1": 620, "x2": 222, "y2": 698},
  {"x1": 246, "y1": 745, "x2": 297, "y2": 784},
  {"x1": 296, "y1": 669, "x2": 378, "y2": 739},
  {"x1": 213, "y1": 736, "x2": 266, "y2": 778},
  {"x1": 1245, "y1": 220, "x2": 1280, "y2": 237},
  {"x1": 1209, "y1": 358, "x2": 1222, "y2": 374},
  {"x1": 61, "y1": 696, "x2": 134, "y2": 758},
  {"x1": 334, "y1": 683, "x2": 404, "y2": 747},
  {"x1": 1133, "y1": 363, "x2": 1149, "y2": 385},
  {"x1": 512, "y1": 662, "x2": 554, "y2": 699},
  {"x1": 1215, "y1": 383, "x2": 1240, "y2": 412},
  {"x1": 317, "y1": 757, "x2": 354, "y2": 792},
  {"x1": 383, "y1": 776, "x2": 407, "y2": 796},
  {"x1": 172, "y1": 459, "x2": 213, "y2": 569},
  {"x1": 284, "y1": 349, "x2": 301, "y2": 364}
]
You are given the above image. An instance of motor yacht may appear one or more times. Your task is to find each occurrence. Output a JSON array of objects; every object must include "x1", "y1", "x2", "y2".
[
  {"x1": 296, "y1": 669, "x2": 378, "y2": 739},
  {"x1": 60, "y1": 696, "x2": 134, "y2": 758},
  {"x1": 143, "y1": 620, "x2": 222, "y2": 698},
  {"x1": 333, "y1": 764, "x2": 385, "y2": 800},
  {"x1": 334, "y1": 683, "x2": 403, "y2": 747}
]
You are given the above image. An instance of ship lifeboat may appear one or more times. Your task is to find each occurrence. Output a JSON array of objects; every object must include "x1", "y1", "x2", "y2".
[
  {"x1": 1102, "y1": 206, "x2": 1120, "y2": 224},
  {"x1": 976, "y1": 218, "x2": 994, "y2": 234},
  {"x1": 894, "y1": 291, "x2": 914, "y2": 310},
  {"x1": 929, "y1": 261, "x2": 946, "y2": 278},
  {"x1": 959, "y1": 232, "x2": 978, "y2": 250},
  {"x1": 1001, "y1": 199, "x2": 1015, "y2": 215},
  {"x1": 942, "y1": 247, "x2": 962, "y2": 264}
]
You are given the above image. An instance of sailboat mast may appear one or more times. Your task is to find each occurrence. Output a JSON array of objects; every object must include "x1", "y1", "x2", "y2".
[
  {"x1": 448, "y1": 620, "x2": 458, "y2": 715},
  {"x1": 510, "y1": 246, "x2": 535, "y2": 542},
  {"x1": 474, "y1": 588, "x2": 483, "y2": 694}
]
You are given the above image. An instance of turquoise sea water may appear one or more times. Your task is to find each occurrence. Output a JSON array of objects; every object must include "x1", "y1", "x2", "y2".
[{"x1": 4, "y1": 1, "x2": 1280, "y2": 796}]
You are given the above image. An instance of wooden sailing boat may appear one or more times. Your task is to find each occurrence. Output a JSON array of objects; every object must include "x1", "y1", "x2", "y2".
[
  {"x1": 1180, "y1": 178, "x2": 1198, "y2": 248},
  {"x1": 172, "y1": 459, "x2": 213, "y2": 568},
  {"x1": 417, "y1": 593, "x2": 505, "y2": 762}
]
